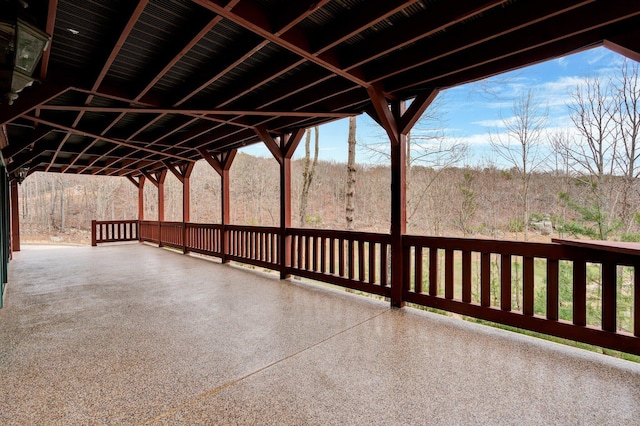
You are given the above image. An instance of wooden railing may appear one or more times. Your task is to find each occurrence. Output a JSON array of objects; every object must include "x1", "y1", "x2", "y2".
[
  {"x1": 185, "y1": 223, "x2": 223, "y2": 257},
  {"x1": 226, "y1": 225, "x2": 280, "y2": 269},
  {"x1": 159, "y1": 221, "x2": 184, "y2": 250},
  {"x1": 93, "y1": 219, "x2": 640, "y2": 355},
  {"x1": 91, "y1": 220, "x2": 138, "y2": 246},
  {"x1": 287, "y1": 228, "x2": 391, "y2": 297},
  {"x1": 139, "y1": 220, "x2": 160, "y2": 244},
  {"x1": 402, "y1": 235, "x2": 640, "y2": 355}
]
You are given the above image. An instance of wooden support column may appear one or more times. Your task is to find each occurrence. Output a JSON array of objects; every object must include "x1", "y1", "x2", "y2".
[
  {"x1": 367, "y1": 86, "x2": 439, "y2": 307},
  {"x1": 141, "y1": 169, "x2": 166, "y2": 247},
  {"x1": 256, "y1": 126, "x2": 305, "y2": 279},
  {"x1": 10, "y1": 179, "x2": 19, "y2": 253},
  {"x1": 126, "y1": 175, "x2": 146, "y2": 221},
  {"x1": 138, "y1": 176, "x2": 145, "y2": 221},
  {"x1": 199, "y1": 148, "x2": 237, "y2": 263},
  {"x1": 157, "y1": 170, "x2": 166, "y2": 222},
  {"x1": 126, "y1": 175, "x2": 146, "y2": 242},
  {"x1": 163, "y1": 160, "x2": 195, "y2": 223}
]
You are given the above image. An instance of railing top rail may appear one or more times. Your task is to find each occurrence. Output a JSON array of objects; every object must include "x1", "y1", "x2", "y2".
[
  {"x1": 403, "y1": 234, "x2": 567, "y2": 258},
  {"x1": 288, "y1": 227, "x2": 392, "y2": 242},
  {"x1": 553, "y1": 238, "x2": 640, "y2": 257},
  {"x1": 226, "y1": 224, "x2": 280, "y2": 233},
  {"x1": 94, "y1": 220, "x2": 139, "y2": 225},
  {"x1": 185, "y1": 223, "x2": 222, "y2": 229}
]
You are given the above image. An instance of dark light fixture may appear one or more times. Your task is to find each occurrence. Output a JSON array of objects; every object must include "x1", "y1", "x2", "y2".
[
  {"x1": 0, "y1": 1, "x2": 51, "y2": 105},
  {"x1": 16, "y1": 166, "x2": 28, "y2": 184}
]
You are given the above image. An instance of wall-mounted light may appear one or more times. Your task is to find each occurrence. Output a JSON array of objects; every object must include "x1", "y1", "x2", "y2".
[
  {"x1": 0, "y1": 3, "x2": 51, "y2": 105},
  {"x1": 15, "y1": 166, "x2": 28, "y2": 184}
]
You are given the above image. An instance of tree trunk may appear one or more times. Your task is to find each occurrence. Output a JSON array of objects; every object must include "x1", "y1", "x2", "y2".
[
  {"x1": 299, "y1": 126, "x2": 319, "y2": 226},
  {"x1": 346, "y1": 117, "x2": 357, "y2": 230}
]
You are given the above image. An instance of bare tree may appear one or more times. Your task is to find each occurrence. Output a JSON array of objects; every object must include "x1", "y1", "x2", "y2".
[
  {"x1": 346, "y1": 116, "x2": 357, "y2": 230},
  {"x1": 360, "y1": 94, "x2": 467, "y2": 231},
  {"x1": 613, "y1": 59, "x2": 640, "y2": 232},
  {"x1": 299, "y1": 126, "x2": 319, "y2": 227},
  {"x1": 562, "y1": 74, "x2": 619, "y2": 240},
  {"x1": 489, "y1": 89, "x2": 548, "y2": 240}
]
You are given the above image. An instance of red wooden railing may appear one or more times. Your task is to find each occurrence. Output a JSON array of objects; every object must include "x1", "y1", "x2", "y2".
[
  {"x1": 185, "y1": 223, "x2": 223, "y2": 257},
  {"x1": 226, "y1": 225, "x2": 280, "y2": 269},
  {"x1": 403, "y1": 235, "x2": 640, "y2": 354},
  {"x1": 287, "y1": 228, "x2": 391, "y2": 297},
  {"x1": 94, "y1": 220, "x2": 640, "y2": 355},
  {"x1": 91, "y1": 220, "x2": 138, "y2": 246},
  {"x1": 139, "y1": 220, "x2": 160, "y2": 244},
  {"x1": 159, "y1": 221, "x2": 184, "y2": 250}
]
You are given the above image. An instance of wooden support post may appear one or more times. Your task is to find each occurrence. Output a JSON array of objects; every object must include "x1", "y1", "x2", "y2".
[
  {"x1": 182, "y1": 163, "x2": 194, "y2": 254},
  {"x1": 157, "y1": 169, "x2": 167, "y2": 247},
  {"x1": 256, "y1": 126, "x2": 304, "y2": 279},
  {"x1": 10, "y1": 179, "x2": 20, "y2": 253},
  {"x1": 198, "y1": 148, "x2": 236, "y2": 263},
  {"x1": 127, "y1": 175, "x2": 146, "y2": 242},
  {"x1": 367, "y1": 86, "x2": 439, "y2": 308},
  {"x1": 91, "y1": 220, "x2": 97, "y2": 247},
  {"x1": 138, "y1": 176, "x2": 145, "y2": 221}
]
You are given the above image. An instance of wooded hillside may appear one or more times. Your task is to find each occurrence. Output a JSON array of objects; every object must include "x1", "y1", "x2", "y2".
[{"x1": 17, "y1": 152, "x2": 640, "y2": 245}]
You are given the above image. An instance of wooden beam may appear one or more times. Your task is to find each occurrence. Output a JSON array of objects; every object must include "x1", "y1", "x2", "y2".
[
  {"x1": 255, "y1": 125, "x2": 283, "y2": 163},
  {"x1": 198, "y1": 148, "x2": 223, "y2": 175},
  {"x1": 141, "y1": 170, "x2": 159, "y2": 187},
  {"x1": 0, "y1": 83, "x2": 71, "y2": 126},
  {"x1": 36, "y1": 105, "x2": 354, "y2": 118},
  {"x1": 399, "y1": 89, "x2": 439, "y2": 135},
  {"x1": 193, "y1": 0, "x2": 370, "y2": 88},
  {"x1": 604, "y1": 28, "x2": 640, "y2": 62},
  {"x1": 162, "y1": 160, "x2": 185, "y2": 183},
  {"x1": 25, "y1": 116, "x2": 194, "y2": 162},
  {"x1": 366, "y1": 85, "x2": 398, "y2": 145}
]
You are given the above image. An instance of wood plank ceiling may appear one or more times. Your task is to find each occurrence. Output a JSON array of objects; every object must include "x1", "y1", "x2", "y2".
[{"x1": 1, "y1": 0, "x2": 639, "y2": 178}]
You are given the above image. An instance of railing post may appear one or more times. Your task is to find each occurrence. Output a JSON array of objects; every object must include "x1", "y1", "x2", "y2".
[
  {"x1": 182, "y1": 223, "x2": 188, "y2": 254},
  {"x1": 91, "y1": 220, "x2": 97, "y2": 246},
  {"x1": 10, "y1": 179, "x2": 20, "y2": 253},
  {"x1": 158, "y1": 221, "x2": 163, "y2": 248},
  {"x1": 366, "y1": 88, "x2": 437, "y2": 307}
]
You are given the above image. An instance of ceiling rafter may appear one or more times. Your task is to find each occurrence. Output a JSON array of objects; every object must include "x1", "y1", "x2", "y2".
[{"x1": 25, "y1": 116, "x2": 194, "y2": 162}]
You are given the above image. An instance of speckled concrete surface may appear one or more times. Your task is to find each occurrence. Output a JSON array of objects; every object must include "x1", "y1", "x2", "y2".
[{"x1": 1, "y1": 244, "x2": 639, "y2": 425}]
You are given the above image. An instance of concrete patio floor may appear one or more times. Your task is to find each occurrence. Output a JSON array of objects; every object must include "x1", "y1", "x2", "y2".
[{"x1": 1, "y1": 244, "x2": 639, "y2": 425}]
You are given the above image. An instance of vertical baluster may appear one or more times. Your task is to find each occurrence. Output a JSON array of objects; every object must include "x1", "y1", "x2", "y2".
[
  {"x1": 321, "y1": 237, "x2": 327, "y2": 274},
  {"x1": 501, "y1": 254, "x2": 512, "y2": 311},
  {"x1": 429, "y1": 248, "x2": 438, "y2": 296},
  {"x1": 481, "y1": 252, "x2": 490, "y2": 307},
  {"x1": 462, "y1": 250, "x2": 472, "y2": 303},
  {"x1": 298, "y1": 235, "x2": 305, "y2": 269},
  {"x1": 312, "y1": 236, "x2": 318, "y2": 272},
  {"x1": 359, "y1": 240, "x2": 365, "y2": 282},
  {"x1": 445, "y1": 249, "x2": 454, "y2": 299},
  {"x1": 523, "y1": 256, "x2": 534, "y2": 315},
  {"x1": 348, "y1": 239, "x2": 355, "y2": 280},
  {"x1": 339, "y1": 238, "x2": 345, "y2": 277},
  {"x1": 305, "y1": 235, "x2": 311, "y2": 270},
  {"x1": 380, "y1": 242, "x2": 388, "y2": 287},
  {"x1": 330, "y1": 238, "x2": 336, "y2": 275},
  {"x1": 573, "y1": 259, "x2": 587, "y2": 326},
  {"x1": 635, "y1": 265, "x2": 639, "y2": 337},
  {"x1": 414, "y1": 246, "x2": 423, "y2": 293},
  {"x1": 369, "y1": 241, "x2": 376, "y2": 285},
  {"x1": 547, "y1": 259, "x2": 559, "y2": 321},
  {"x1": 602, "y1": 258, "x2": 616, "y2": 332}
]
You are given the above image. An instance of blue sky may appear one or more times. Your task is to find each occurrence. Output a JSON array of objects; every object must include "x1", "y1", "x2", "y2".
[{"x1": 241, "y1": 46, "x2": 627, "y2": 166}]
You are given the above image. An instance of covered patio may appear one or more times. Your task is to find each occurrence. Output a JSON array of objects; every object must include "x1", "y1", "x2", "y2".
[
  {"x1": 1, "y1": 1, "x2": 640, "y2": 421},
  {"x1": 1, "y1": 244, "x2": 639, "y2": 424}
]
